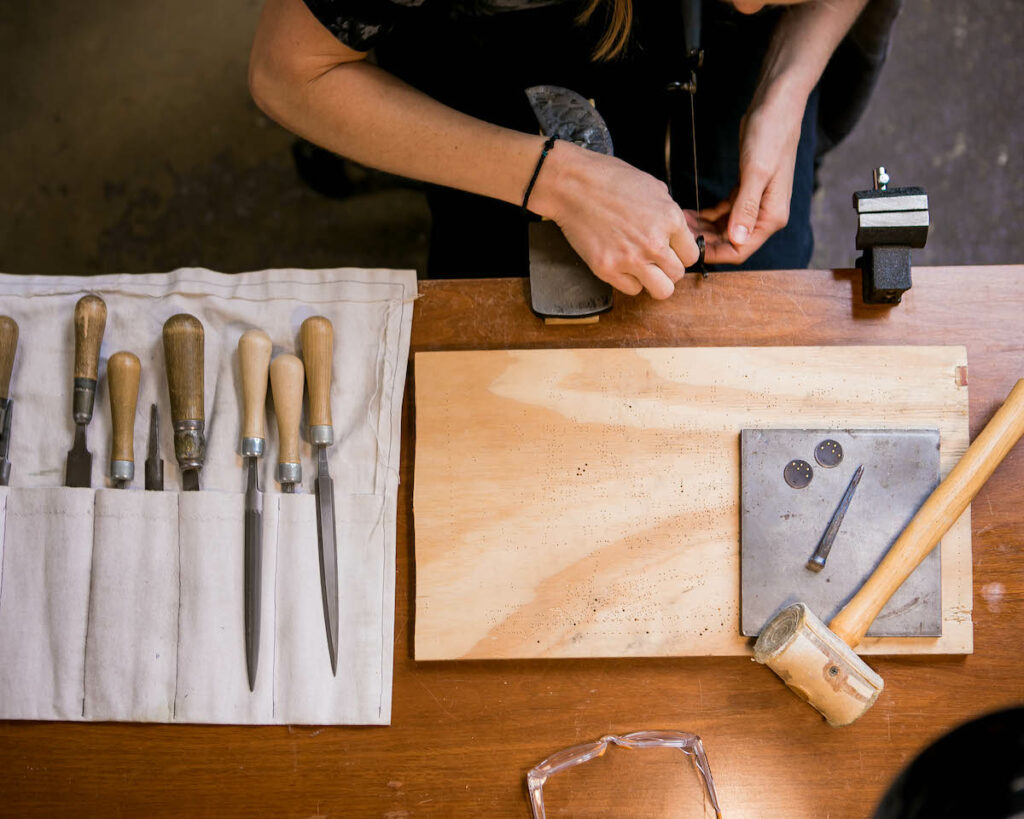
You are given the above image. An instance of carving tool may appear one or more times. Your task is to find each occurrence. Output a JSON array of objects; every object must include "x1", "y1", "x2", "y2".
[
  {"x1": 162, "y1": 314, "x2": 205, "y2": 491},
  {"x1": 107, "y1": 352, "x2": 141, "y2": 489},
  {"x1": 301, "y1": 316, "x2": 339, "y2": 675},
  {"x1": 270, "y1": 353, "x2": 304, "y2": 493},
  {"x1": 238, "y1": 329, "x2": 272, "y2": 691},
  {"x1": 145, "y1": 404, "x2": 164, "y2": 491},
  {"x1": 0, "y1": 315, "x2": 18, "y2": 486},
  {"x1": 754, "y1": 379, "x2": 1024, "y2": 726},
  {"x1": 65, "y1": 295, "x2": 107, "y2": 487},
  {"x1": 806, "y1": 464, "x2": 864, "y2": 572}
]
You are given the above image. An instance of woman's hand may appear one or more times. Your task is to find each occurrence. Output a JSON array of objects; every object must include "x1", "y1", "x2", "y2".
[
  {"x1": 528, "y1": 141, "x2": 701, "y2": 299},
  {"x1": 697, "y1": 83, "x2": 806, "y2": 265}
]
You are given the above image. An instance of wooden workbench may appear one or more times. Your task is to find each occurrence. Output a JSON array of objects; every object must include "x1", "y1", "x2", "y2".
[{"x1": 1, "y1": 266, "x2": 1022, "y2": 817}]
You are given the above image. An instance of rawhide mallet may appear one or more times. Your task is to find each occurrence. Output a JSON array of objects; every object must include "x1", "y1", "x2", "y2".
[{"x1": 754, "y1": 379, "x2": 1024, "y2": 727}]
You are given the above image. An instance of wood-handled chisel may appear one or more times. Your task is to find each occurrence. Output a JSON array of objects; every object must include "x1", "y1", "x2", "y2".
[
  {"x1": 0, "y1": 315, "x2": 18, "y2": 486},
  {"x1": 107, "y1": 351, "x2": 141, "y2": 489},
  {"x1": 238, "y1": 329, "x2": 271, "y2": 691},
  {"x1": 145, "y1": 404, "x2": 164, "y2": 491},
  {"x1": 270, "y1": 353, "x2": 304, "y2": 493},
  {"x1": 301, "y1": 316, "x2": 339, "y2": 675},
  {"x1": 162, "y1": 314, "x2": 205, "y2": 491},
  {"x1": 65, "y1": 294, "x2": 107, "y2": 487}
]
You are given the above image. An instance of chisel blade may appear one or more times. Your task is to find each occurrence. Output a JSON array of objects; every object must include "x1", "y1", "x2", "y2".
[
  {"x1": 314, "y1": 447, "x2": 339, "y2": 676},
  {"x1": 244, "y1": 458, "x2": 263, "y2": 692},
  {"x1": 64, "y1": 424, "x2": 92, "y2": 487}
]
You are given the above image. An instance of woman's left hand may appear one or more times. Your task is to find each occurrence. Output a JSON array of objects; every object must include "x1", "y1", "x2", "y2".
[{"x1": 694, "y1": 85, "x2": 806, "y2": 265}]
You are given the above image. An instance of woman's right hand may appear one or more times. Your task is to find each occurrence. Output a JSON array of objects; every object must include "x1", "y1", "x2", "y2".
[{"x1": 527, "y1": 140, "x2": 701, "y2": 300}]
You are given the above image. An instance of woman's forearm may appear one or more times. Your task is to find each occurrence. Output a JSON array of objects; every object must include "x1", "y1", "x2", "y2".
[
  {"x1": 755, "y1": 0, "x2": 872, "y2": 105},
  {"x1": 249, "y1": 0, "x2": 546, "y2": 208}
]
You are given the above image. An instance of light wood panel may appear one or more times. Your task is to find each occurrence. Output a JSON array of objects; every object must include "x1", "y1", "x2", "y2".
[{"x1": 414, "y1": 345, "x2": 971, "y2": 660}]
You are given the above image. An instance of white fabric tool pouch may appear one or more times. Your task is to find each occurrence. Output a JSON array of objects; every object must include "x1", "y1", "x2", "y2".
[{"x1": 0, "y1": 267, "x2": 415, "y2": 725}]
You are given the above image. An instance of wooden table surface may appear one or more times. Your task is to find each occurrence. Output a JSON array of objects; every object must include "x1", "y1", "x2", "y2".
[{"x1": 1, "y1": 266, "x2": 1022, "y2": 817}]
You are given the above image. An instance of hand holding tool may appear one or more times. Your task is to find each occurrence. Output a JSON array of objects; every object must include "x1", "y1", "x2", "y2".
[
  {"x1": 107, "y1": 351, "x2": 141, "y2": 489},
  {"x1": 238, "y1": 329, "x2": 272, "y2": 691},
  {"x1": 301, "y1": 315, "x2": 339, "y2": 675},
  {"x1": 754, "y1": 379, "x2": 1024, "y2": 726},
  {"x1": 162, "y1": 314, "x2": 205, "y2": 491},
  {"x1": 65, "y1": 295, "x2": 107, "y2": 487},
  {"x1": 270, "y1": 353, "x2": 304, "y2": 493},
  {"x1": 0, "y1": 315, "x2": 19, "y2": 486},
  {"x1": 145, "y1": 404, "x2": 164, "y2": 491}
]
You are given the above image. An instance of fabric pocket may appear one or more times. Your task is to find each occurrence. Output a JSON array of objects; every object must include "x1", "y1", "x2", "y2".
[
  {"x1": 83, "y1": 489, "x2": 179, "y2": 721},
  {"x1": 173, "y1": 490, "x2": 275, "y2": 723},
  {"x1": 0, "y1": 487, "x2": 95, "y2": 720},
  {"x1": 273, "y1": 491, "x2": 388, "y2": 725}
]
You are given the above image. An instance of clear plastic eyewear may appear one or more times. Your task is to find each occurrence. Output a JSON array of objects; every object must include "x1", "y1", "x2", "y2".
[{"x1": 527, "y1": 730, "x2": 722, "y2": 818}]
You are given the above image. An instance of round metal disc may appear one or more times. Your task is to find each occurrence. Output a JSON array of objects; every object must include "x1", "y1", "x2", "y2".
[
  {"x1": 814, "y1": 439, "x2": 844, "y2": 468},
  {"x1": 784, "y1": 459, "x2": 813, "y2": 489}
]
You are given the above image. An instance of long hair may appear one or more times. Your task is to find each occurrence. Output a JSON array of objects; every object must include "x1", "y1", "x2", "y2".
[{"x1": 577, "y1": 0, "x2": 634, "y2": 60}]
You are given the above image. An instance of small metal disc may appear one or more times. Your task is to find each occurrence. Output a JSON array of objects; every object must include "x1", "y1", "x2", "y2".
[
  {"x1": 814, "y1": 439, "x2": 844, "y2": 468},
  {"x1": 784, "y1": 459, "x2": 813, "y2": 489}
]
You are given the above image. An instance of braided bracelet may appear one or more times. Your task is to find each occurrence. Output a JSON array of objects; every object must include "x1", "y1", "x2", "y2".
[{"x1": 521, "y1": 135, "x2": 559, "y2": 214}]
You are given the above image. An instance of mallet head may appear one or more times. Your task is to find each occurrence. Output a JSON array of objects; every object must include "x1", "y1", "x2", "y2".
[{"x1": 753, "y1": 603, "x2": 883, "y2": 727}]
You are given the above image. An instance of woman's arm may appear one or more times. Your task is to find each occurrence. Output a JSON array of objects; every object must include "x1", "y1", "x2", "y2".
[
  {"x1": 249, "y1": 0, "x2": 699, "y2": 297},
  {"x1": 701, "y1": 0, "x2": 871, "y2": 264}
]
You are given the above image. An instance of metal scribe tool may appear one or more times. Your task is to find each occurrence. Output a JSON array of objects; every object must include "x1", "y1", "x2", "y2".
[
  {"x1": 162, "y1": 314, "x2": 205, "y2": 491},
  {"x1": 301, "y1": 316, "x2": 339, "y2": 675},
  {"x1": 107, "y1": 352, "x2": 141, "y2": 489},
  {"x1": 238, "y1": 329, "x2": 272, "y2": 691},
  {"x1": 65, "y1": 295, "x2": 107, "y2": 487},
  {"x1": 807, "y1": 464, "x2": 864, "y2": 572},
  {"x1": 270, "y1": 353, "x2": 304, "y2": 494},
  {"x1": 0, "y1": 315, "x2": 18, "y2": 486}
]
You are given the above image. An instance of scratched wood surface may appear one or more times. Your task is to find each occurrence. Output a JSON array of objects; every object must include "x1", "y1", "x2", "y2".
[
  {"x1": 1, "y1": 267, "x2": 1022, "y2": 819},
  {"x1": 414, "y1": 345, "x2": 971, "y2": 660}
]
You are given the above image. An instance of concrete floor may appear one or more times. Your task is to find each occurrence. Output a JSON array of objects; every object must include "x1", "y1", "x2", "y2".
[{"x1": 1, "y1": 0, "x2": 1020, "y2": 278}]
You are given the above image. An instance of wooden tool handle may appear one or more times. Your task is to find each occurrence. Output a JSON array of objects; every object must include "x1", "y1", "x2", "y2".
[
  {"x1": 238, "y1": 329, "x2": 272, "y2": 441},
  {"x1": 73, "y1": 294, "x2": 107, "y2": 380},
  {"x1": 162, "y1": 314, "x2": 205, "y2": 422},
  {"x1": 108, "y1": 351, "x2": 141, "y2": 463},
  {"x1": 270, "y1": 354, "x2": 304, "y2": 465},
  {"x1": 831, "y1": 378, "x2": 1024, "y2": 647},
  {"x1": 300, "y1": 316, "x2": 333, "y2": 429},
  {"x1": 0, "y1": 315, "x2": 18, "y2": 399}
]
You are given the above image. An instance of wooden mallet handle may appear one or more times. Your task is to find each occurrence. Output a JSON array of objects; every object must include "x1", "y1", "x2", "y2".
[
  {"x1": 238, "y1": 329, "x2": 272, "y2": 443},
  {"x1": 108, "y1": 352, "x2": 141, "y2": 464},
  {"x1": 162, "y1": 314, "x2": 204, "y2": 424},
  {"x1": 300, "y1": 316, "x2": 333, "y2": 432},
  {"x1": 830, "y1": 378, "x2": 1024, "y2": 647},
  {"x1": 73, "y1": 295, "x2": 107, "y2": 381},
  {"x1": 0, "y1": 315, "x2": 18, "y2": 399},
  {"x1": 270, "y1": 354, "x2": 304, "y2": 468}
]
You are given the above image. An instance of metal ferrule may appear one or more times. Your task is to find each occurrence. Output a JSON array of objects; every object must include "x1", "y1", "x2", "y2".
[
  {"x1": 172, "y1": 418, "x2": 206, "y2": 470},
  {"x1": 72, "y1": 377, "x2": 97, "y2": 425},
  {"x1": 110, "y1": 460, "x2": 134, "y2": 482},
  {"x1": 241, "y1": 437, "x2": 264, "y2": 458},
  {"x1": 309, "y1": 425, "x2": 334, "y2": 447},
  {"x1": 277, "y1": 461, "x2": 301, "y2": 486}
]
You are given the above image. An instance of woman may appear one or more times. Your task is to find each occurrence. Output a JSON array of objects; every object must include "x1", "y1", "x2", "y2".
[{"x1": 249, "y1": 0, "x2": 892, "y2": 297}]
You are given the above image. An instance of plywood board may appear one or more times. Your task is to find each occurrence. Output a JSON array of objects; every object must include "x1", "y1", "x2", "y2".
[{"x1": 413, "y1": 346, "x2": 972, "y2": 660}]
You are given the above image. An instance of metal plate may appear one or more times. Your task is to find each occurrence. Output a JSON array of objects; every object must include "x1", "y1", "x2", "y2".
[
  {"x1": 740, "y1": 428, "x2": 942, "y2": 638},
  {"x1": 528, "y1": 221, "x2": 613, "y2": 319}
]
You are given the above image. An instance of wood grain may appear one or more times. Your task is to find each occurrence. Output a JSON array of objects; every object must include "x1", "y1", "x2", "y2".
[
  {"x1": 72, "y1": 294, "x2": 106, "y2": 381},
  {"x1": 269, "y1": 353, "x2": 304, "y2": 469},
  {"x1": 237, "y1": 329, "x2": 272, "y2": 442},
  {"x1": 161, "y1": 314, "x2": 204, "y2": 423},
  {"x1": 414, "y1": 345, "x2": 971, "y2": 661},
  {"x1": 300, "y1": 315, "x2": 333, "y2": 430},
  {"x1": 1, "y1": 267, "x2": 1022, "y2": 819},
  {"x1": 0, "y1": 315, "x2": 17, "y2": 398},
  {"x1": 106, "y1": 351, "x2": 140, "y2": 464}
]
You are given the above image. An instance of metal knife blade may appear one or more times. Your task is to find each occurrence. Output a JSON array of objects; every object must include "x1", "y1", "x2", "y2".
[
  {"x1": 65, "y1": 423, "x2": 92, "y2": 487},
  {"x1": 314, "y1": 446, "x2": 339, "y2": 676},
  {"x1": 244, "y1": 456, "x2": 263, "y2": 691},
  {"x1": 145, "y1": 403, "x2": 164, "y2": 491},
  {"x1": 181, "y1": 469, "x2": 200, "y2": 492},
  {"x1": 0, "y1": 400, "x2": 12, "y2": 486}
]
